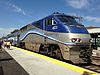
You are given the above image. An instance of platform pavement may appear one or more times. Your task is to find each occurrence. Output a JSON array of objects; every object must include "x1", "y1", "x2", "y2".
[
  {"x1": 4, "y1": 46, "x2": 99, "y2": 75},
  {"x1": 0, "y1": 48, "x2": 29, "y2": 75},
  {"x1": 92, "y1": 50, "x2": 100, "y2": 65}
]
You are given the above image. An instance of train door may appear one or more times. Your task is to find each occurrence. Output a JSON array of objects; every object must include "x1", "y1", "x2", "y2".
[
  {"x1": 45, "y1": 18, "x2": 57, "y2": 31},
  {"x1": 43, "y1": 18, "x2": 58, "y2": 43}
]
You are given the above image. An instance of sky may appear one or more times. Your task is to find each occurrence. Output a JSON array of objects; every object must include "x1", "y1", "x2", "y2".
[{"x1": 0, "y1": 0, "x2": 100, "y2": 37}]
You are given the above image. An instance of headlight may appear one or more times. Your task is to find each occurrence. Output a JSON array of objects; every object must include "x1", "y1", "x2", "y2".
[
  {"x1": 71, "y1": 38, "x2": 77, "y2": 43},
  {"x1": 71, "y1": 38, "x2": 82, "y2": 43},
  {"x1": 89, "y1": 39, "x2": 93, "y2": 43}
]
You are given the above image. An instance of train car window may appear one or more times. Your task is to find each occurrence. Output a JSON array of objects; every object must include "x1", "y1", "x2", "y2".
[
  {"x1": 57, "y1": 15, "x2": 69, "y2": 24},
  {"x1": 67, "y1": 16, "x2": 78, "y2": 24},
  {"x1": 47, "y1": 18, "x2": 52, "y2": 25},
  {"x1": 36, "y1": 21, "x2": 41, "y2": 28},
  {"x1": 46, "y1": 18, "x2": 57, "y2": 26},
  {"x1": 56, "y1": 15, "x2": 78, "y2": 24}
]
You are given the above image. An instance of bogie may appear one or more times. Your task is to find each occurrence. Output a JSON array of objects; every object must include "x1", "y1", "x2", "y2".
[{"x1": 39, "y1": 44, "x2": 63, "y2": 60}]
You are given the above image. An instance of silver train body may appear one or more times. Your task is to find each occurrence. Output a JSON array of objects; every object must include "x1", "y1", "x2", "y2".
[{"x1": 14, "y1": 13, "x2": 92, "y2": 64}]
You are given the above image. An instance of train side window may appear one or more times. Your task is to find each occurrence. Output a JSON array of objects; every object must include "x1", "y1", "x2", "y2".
[
  {"x1": 46, "y1": 18, "x2": 57, "y2": 26},
  {"x1": 36, "y1": 21, "x2": 41, "y2": 28},
  {"x1": 47, "y1": 18, "x2": 52, "y2": 25}
]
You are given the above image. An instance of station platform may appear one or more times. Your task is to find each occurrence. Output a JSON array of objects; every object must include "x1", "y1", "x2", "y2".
[
  {"x1": 0, "y1": 49, "x2": 29, "y2": 75},
  {"x1": 4, "y1": 46, "x2": 100, "y2": 75}
]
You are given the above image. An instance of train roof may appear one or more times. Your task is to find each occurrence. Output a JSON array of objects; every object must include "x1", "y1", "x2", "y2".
[
  {"x1": 51, "y1": 12, "x2": 80, "y2": 19},
  {"x1": 19, "y1": 12, "x2": 67, "y2": 29},
  {"x1": 19, "y1": 12, "x2": 81, "y2": 32}
]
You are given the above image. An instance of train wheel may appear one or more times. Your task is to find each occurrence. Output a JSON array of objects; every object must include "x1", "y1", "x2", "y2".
[
  {"x1": 39, "y1": 44, "x2": 49, "y2": 55},
  {"x1": 48, "y1": 45, "x2": 63, "y2": 60},
  {"x1": 39, "y1": 44, "x2": 63, "y2": 60}
]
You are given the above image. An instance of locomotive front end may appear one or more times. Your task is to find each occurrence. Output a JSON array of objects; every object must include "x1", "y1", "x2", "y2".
[
  {"x1": 56, "y1": 13, "x2": 92, "y2": 63},
  {"x1": 68, "y1": 33, "x2": 92, "y2": 63}
]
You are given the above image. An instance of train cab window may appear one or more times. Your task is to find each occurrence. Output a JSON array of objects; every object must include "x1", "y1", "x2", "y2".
[
  {"x1": 57, "y1": 16, "x2": 69, "y2": 24},
  {"x1": 56, "y1": 15, "x2": 78, "y2": 24},
  {"x1": 47, "y1": 18, "x2": 52, "y2": 25},
  {"x1": 46, "y1": 18, "x2": 57, "y2": 26}
]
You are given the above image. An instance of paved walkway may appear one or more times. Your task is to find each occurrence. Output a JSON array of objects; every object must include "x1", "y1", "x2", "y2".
[
  {"x1": 5, "y1": 46, "x2": 99, "y2": 75},
  {"x1": 0, "y1": 48, "x2": 29, "y2": 75}
]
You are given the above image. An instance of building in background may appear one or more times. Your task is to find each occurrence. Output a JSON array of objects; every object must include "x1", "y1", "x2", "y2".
[{"x1": 87, "y1": 26, "x2": 100, "y2": 50}]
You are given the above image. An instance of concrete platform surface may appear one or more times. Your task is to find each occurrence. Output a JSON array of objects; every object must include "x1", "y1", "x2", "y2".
[
  {"x1": 5, "y1": 47, "x2": 99, "y2": 75},
  {"x1": 0, "y1": 50, "x2": 29, "y2": 75}
]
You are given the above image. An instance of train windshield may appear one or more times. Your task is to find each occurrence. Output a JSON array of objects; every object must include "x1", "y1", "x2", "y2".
[{"x1": 56, "y1": 15, "x2": 78, "y2": 25}]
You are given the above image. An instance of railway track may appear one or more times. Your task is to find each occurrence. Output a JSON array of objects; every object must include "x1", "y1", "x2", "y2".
[{"x1": 81, "y1": 63, "x2": 100, "y2": 73}]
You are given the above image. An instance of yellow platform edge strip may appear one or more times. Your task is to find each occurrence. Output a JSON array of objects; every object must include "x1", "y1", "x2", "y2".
[{"x1": 12, "y1": 46, "x2": 99, "y2": 75}]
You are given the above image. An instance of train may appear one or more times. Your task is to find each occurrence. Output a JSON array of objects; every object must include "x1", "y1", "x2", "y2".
[{"x1": 11, "y1": 12, "x2": 92, "y2": 64}]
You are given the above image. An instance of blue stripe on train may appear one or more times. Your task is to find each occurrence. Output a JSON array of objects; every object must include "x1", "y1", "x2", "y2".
[{"x1": 20, "y1": 30, "x2": 89, "y2": 47}]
